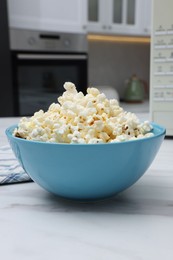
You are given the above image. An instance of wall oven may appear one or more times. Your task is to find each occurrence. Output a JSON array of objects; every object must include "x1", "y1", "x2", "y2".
[{"x1": 10, "y1": 29, "x2": 88, "y2": 116}]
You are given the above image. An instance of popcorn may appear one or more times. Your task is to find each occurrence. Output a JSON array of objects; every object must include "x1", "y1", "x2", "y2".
[{"x1": 13, "y1": 82, "x2": 154, "y2": 143}]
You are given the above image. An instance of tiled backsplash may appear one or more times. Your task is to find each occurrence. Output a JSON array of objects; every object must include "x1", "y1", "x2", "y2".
[{"x1": 88, "y1": 40, "x2": 150, "y2": 99}]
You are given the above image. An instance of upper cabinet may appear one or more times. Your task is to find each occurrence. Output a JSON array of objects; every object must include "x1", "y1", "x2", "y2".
[
  {"x1": 87, "y1": 0, "x2": 151, "y2": 36},
  {"x1": 7, "y1": 0, "x2": 87, "y2": 33},
  {"x1": 7, "y1": 0, "x2": 151, "y2": 36},
  {"x1": 141, "y1": 0, "x2": 152, "y2": 35}
]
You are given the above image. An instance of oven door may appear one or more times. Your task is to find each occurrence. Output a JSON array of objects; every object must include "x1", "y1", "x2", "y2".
[{"x1": 12, "y1": 52, "x2": 88, "y2": 116}]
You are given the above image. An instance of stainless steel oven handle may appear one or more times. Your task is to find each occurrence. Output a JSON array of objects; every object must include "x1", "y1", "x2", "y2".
[{"x1": 17, "y1": 54, "x2": 87, "y2": 60}]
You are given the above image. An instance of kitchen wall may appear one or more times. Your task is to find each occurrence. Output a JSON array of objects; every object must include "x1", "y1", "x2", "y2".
[{"x1": 88, "y1": 40, "x2": 150, "y2": 100}]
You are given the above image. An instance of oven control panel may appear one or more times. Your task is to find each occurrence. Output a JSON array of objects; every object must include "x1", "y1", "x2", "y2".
[
  {"x1": 150, "y1": 0, "x2": 173, "y2": 135},
  {"x1": 10, "y1": 28, "x2": 88, "y2": 53}
]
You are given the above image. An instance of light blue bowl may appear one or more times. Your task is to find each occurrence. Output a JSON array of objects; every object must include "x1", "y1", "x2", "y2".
[{"x1": 6, "y1": 123, "x2": 165, "y2": 200}]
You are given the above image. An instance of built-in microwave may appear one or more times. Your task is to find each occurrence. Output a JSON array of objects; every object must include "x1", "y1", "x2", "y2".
[
  {"x1": 10, "y1": 29, "x2": 88, "y2": 116},
  {"x1": 150, "y1": 0, "x2": 173, "y2": 136}
]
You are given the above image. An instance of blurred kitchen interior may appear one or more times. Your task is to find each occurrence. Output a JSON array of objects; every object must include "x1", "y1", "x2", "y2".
[{"x1": 0, "y1": 0, "x2": 151, "y2": 116}]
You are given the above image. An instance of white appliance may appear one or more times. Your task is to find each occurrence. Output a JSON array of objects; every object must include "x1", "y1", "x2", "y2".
[{"x1": 150, "y1": 0, "x2": 173, "y2": 136}]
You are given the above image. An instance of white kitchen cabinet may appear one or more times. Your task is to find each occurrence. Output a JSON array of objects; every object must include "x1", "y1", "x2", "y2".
[
  {"x1": 87, "y1": 0, "x2": 151, "y2": 36},
  {"x1": 140, "y1": 0, "x2": 152, "y2": 35},
  {"x1": 7, "y1": 0, "x2": 87, "y2": 33},
  {"x1": 87, "y1": 0, "x2": 105, "y2": 33}
]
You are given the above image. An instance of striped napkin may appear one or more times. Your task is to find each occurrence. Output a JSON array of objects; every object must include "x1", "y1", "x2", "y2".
[{"x1": 0, "y1": 145, "x2": 32, "y2": 184}]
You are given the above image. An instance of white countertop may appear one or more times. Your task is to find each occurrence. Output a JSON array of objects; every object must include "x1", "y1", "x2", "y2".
[{"x1": 0, "y1": 115, "x2": 173, "y2": 260}]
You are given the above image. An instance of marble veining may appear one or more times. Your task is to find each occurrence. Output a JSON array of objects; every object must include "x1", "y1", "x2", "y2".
[{"x1": 0, "y1": 115, "x2": 173, "y2": 260}]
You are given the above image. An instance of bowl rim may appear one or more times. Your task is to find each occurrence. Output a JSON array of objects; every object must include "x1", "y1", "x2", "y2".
[{"x1": 5, "y1": 122, "x2": 166, "y2": 146}]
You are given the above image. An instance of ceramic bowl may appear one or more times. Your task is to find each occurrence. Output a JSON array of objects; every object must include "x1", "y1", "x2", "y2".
[{"x1": 6, "y1": 123, "x2": 165, "y2": 200}]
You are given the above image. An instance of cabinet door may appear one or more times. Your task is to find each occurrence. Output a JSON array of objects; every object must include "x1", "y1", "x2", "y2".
[
  {"x1": 87, "y1": 0, "x2": 107, "y2": 33},
  {"x1": 7, "y1": 0, "x2": 87, "y2": 33},
  {"x1": 140, "y1": 0, "x2": 151, "y2": 35},
  {"x1": 107, "y1": 0, "x2": 142, "y2": 35},
  {"x1": 40, "y1": 0, "x2": 87, "y2": 33},
  {"x1": 7, "y1": 0, "x2": 41, "y2": 29}
]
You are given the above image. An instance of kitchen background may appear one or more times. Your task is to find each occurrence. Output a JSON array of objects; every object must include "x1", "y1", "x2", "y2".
[
  {"x1": 0, "y1": 0, "x2": 151, "y2": 116},
  {"x1": 88, "y1": 40, "x2": 150, "y2": 98}
]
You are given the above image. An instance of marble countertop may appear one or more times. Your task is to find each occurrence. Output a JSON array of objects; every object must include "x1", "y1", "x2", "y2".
[{"x1": 0, "y1": 116, "x2": 173, "y2": 260}]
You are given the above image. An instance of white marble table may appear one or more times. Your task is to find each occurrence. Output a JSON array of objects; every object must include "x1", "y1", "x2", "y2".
[{"x1": 0, "y1": 116, "x2": 173, "y2": 260}]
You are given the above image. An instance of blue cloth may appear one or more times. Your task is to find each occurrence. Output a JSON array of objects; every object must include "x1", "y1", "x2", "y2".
[{"x1": 0, "y1": 145, "x2": 32, "y2": 184}]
